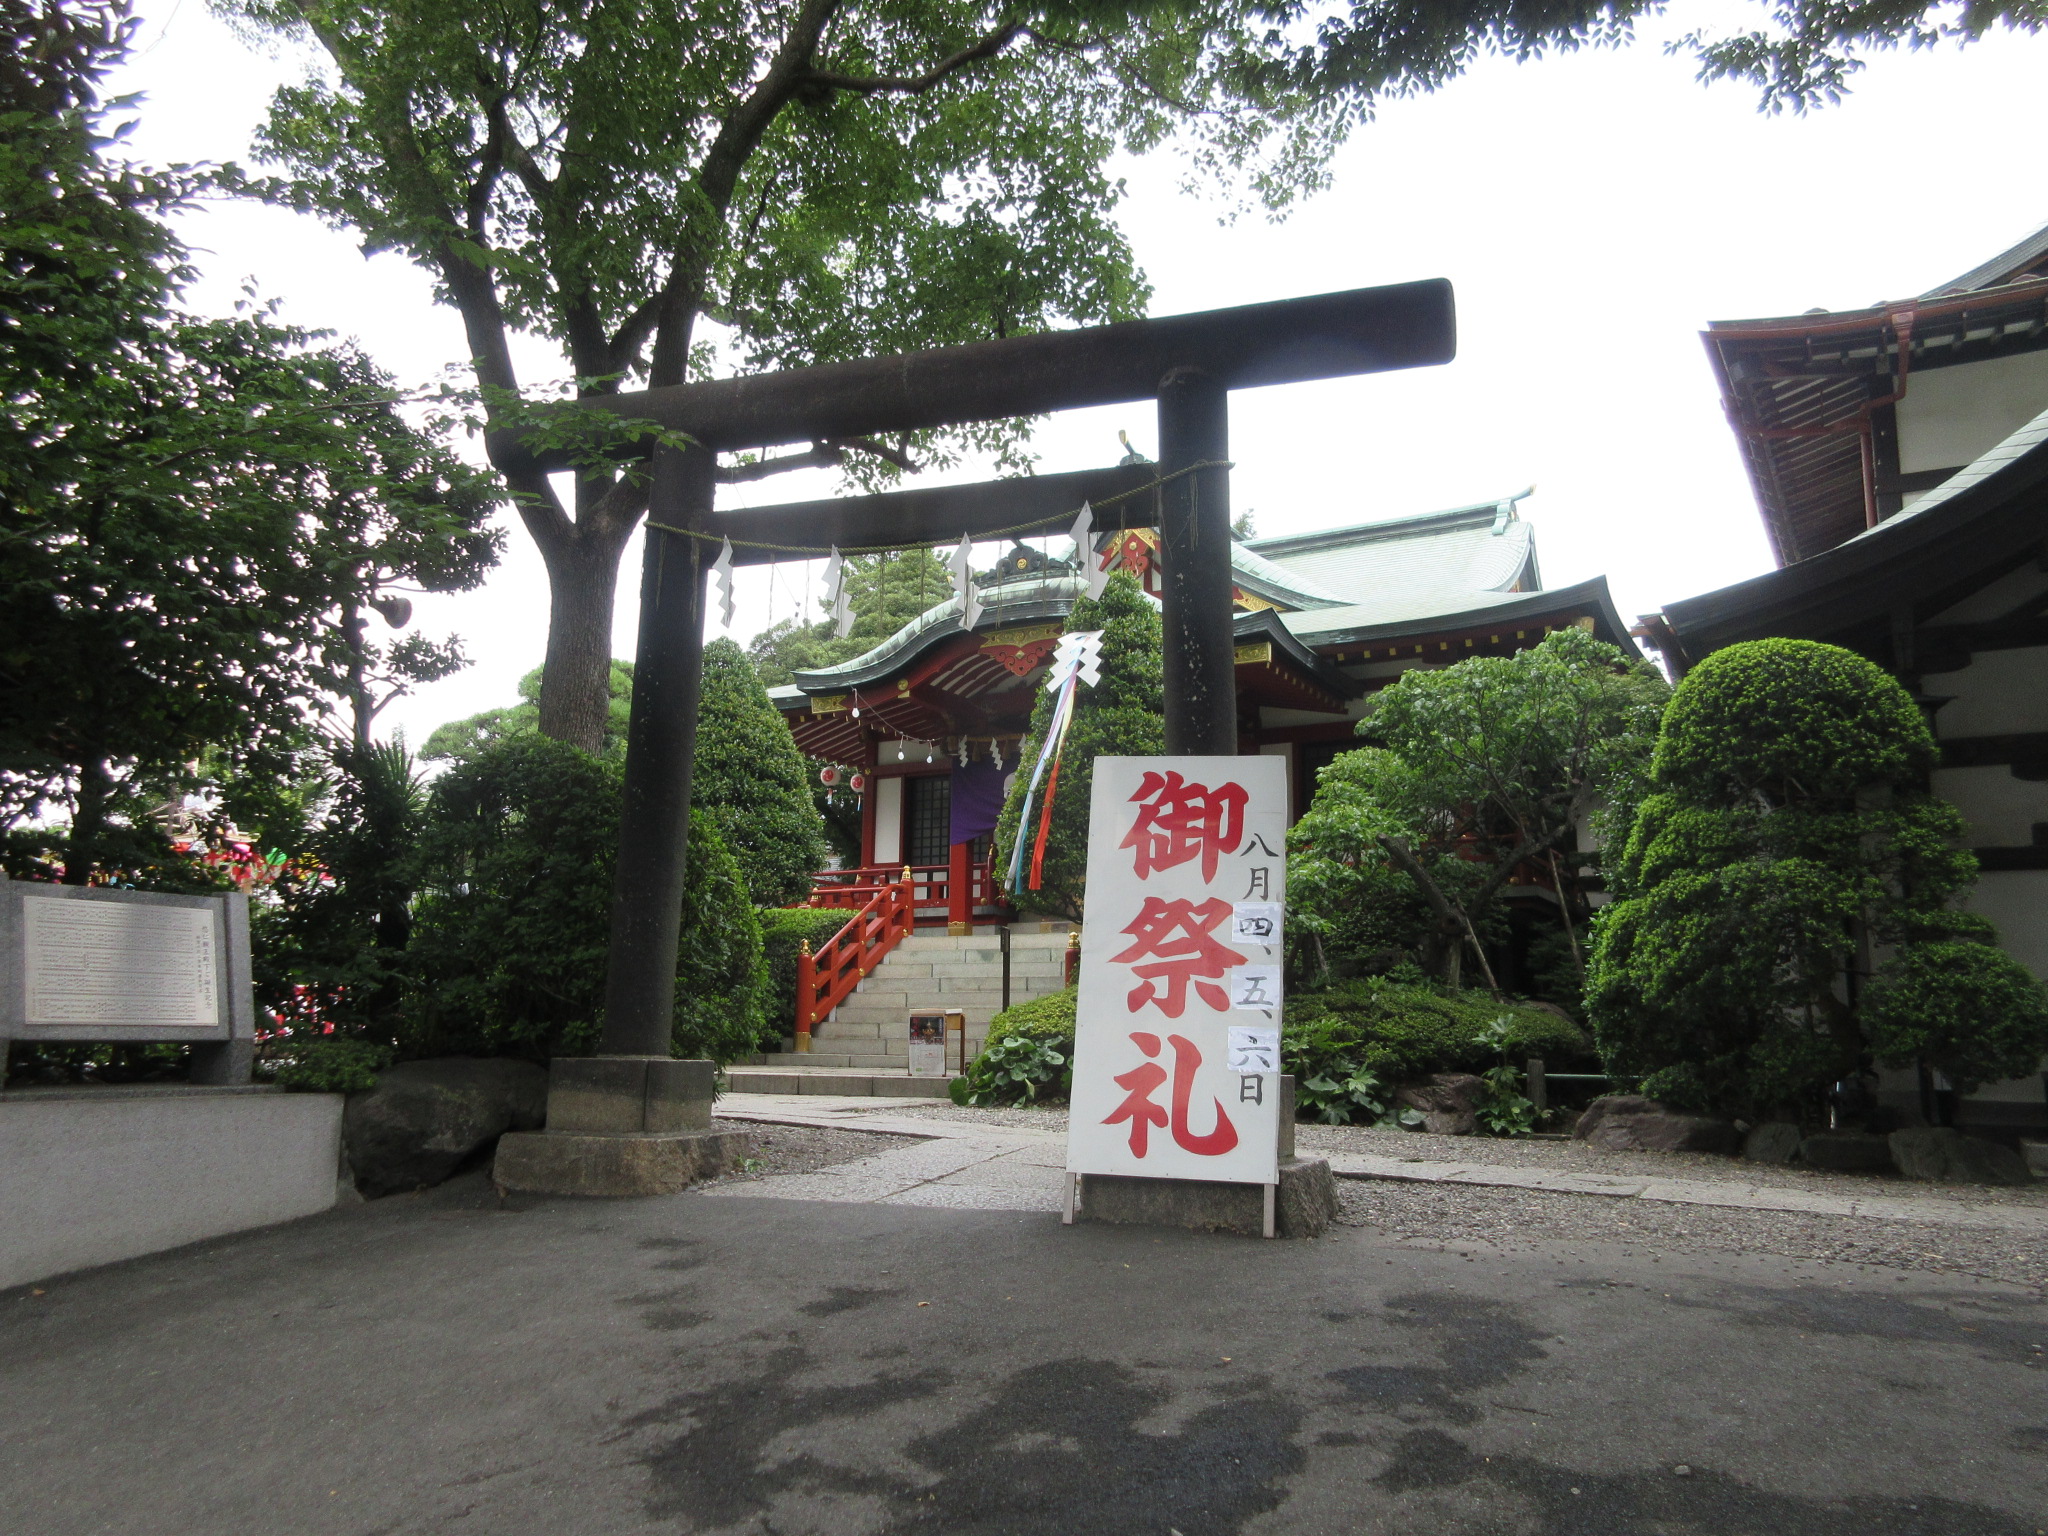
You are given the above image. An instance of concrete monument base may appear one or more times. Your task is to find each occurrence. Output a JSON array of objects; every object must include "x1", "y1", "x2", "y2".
[
  {"x1": 1078, "y1": 1156, "x2": 1338, "y2": 1239},
  {"x1": 493, "y1": 1127, "x2": 749, "y2": 1198},
  {"x1": 489, "y1": 1054, "x2": 746, "y2": 1197}
]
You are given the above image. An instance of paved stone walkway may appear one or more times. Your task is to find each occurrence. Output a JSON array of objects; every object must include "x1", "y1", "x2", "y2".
[{"x1": 713, "y1": 1095, "x2": 2048, "y2": 1233}]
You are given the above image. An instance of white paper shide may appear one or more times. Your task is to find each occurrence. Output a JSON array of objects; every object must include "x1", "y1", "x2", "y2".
[{"x1": 1065, "y1": 756, "x2": 1286, "y2": 1186}]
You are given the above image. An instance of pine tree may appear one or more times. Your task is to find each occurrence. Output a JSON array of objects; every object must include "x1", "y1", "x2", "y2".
[
  {"x1": 692, "y1": 638, "x2": 827, "y2": 907},
  {"x1": 995, "y1": 573, "x2": 1163, "y2": 921}
]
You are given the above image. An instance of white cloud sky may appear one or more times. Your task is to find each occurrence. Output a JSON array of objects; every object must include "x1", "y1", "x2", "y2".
[{"x1": 108, "y1": 2, "x2": 2048, "y2": 748}]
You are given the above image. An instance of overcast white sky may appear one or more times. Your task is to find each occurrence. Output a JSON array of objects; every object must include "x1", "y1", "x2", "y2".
[{"x1": 108, "y1": 2, "x2": 2048, "y2": 748}]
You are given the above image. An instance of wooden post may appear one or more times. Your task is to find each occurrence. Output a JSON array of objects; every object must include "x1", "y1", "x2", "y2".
[
  {"x1": 947, "y1": 839, "x2": 973, "y2": 935},
  {"x1": 597, "y1": 444, "x2": 715, "y2": 1057},
  {"x1": 1526, "y1": 1057, "x2": 1547, "y2": 1115},
  {"x1": 794, "y1": 940, "x2": 815, "y2": 1053},
  {"x1": 1156, "y1": 366, "x2": 1237, "y2": 755},
  {"x1": 1065, "y1": 928, "x2": 1081, "y2": 987}
]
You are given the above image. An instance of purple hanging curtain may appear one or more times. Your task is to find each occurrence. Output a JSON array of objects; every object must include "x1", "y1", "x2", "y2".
[{"x1": 949, "y1": 761, "x2": 1006, "y2": 845}]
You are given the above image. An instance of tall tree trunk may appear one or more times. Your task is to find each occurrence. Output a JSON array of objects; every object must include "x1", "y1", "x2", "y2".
[
  {"x1": 64, "y1": 755, "x2": 110, "y2": 885},
  {"x1": 533, "y1": 523, "x2": 629, "y2": 754}
]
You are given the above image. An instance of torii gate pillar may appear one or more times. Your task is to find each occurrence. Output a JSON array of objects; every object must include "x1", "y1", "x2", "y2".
[{"x1": 1156, "y1": 366, "x2": 1236, "y2": 755}]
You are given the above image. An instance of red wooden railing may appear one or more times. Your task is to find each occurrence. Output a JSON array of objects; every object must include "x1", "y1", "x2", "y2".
[
  {"x1": 804, "y1": 852, "x2": 1002, "y2": 924},
  {"x1": 794, "y1": 869, "x2": 918, "y2": 1051}
]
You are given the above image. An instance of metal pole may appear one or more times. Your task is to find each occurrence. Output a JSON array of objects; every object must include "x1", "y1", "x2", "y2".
[
  {"x1": 597, "y1": 444, "x2": 715, "y2": 1057},
  {"x1": 1156, "y1": 367, "x2": 1236, "y2": 755}
]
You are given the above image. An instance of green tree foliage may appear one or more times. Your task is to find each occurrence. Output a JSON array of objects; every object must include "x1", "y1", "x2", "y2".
[
  {"x1": 1289, "y1": 627, "x2": 1666, "y2": 991},
  {"x1": 994, "y1": 572, "x2": 1163, "y2": 919},
  {"x1": 1, "y1": 2, "x2": 498, "y2": 878},
  {"x1": 422, "y1": 661, "x2": 635, "y2": 764},
  {"x1": 406, "y1": 736, "x2": 768, "y2": 1062},
  {"x1": 216, "y1": 0, "x2": 2039, "y2": 752},
  {"x1": 222, "y1": 0, "x2": 1339, "y2": 751},
  {"x1": 237, "y1": 741, "x2": 427, "y2": 1042},
  {"x1": 1586, "y1": 639, "x2": 2048, "y2": 1116},
  {"x1": 693, "y1": 638, "x2": 827, "y2": 906},
  {"x1": 748, "y1": 547, "x2": 954, "y2": 686},
  {"x1": 1295, "y1": 0, "x2": 2044, "y2": 115}
]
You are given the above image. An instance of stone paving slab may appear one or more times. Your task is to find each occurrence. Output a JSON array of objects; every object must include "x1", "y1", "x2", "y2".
[{"x1": 714, "y1": 1097, "x2": 2048, "y2": 1232}]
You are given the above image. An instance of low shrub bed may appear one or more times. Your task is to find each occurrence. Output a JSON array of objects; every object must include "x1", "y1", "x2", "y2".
[
  {"x1": 1283, "y1": 976, "x2": 1592, "y2": 1129},
  {"x1": 952, "y1": 986, "x2": 1075, "y2": 1106}
]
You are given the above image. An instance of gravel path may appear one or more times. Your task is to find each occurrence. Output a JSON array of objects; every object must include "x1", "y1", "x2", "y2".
[
  {"x1": 1333, "y1": 1178, "x2": 2048, "y2": 1292},
  {"x1": 1295, "y1": 1121, "x2": 2048, "y2": 1208},
  {"x1": 704, "y1": 1119, "x2": 904, "y2": 1183},
  {"x1": 888, "y1": 1102, "x2": 1072, "y2": 1132}
]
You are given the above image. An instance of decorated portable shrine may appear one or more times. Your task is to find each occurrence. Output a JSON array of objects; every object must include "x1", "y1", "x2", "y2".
[{"x1": 774, "y1": 490, "x2": 1636, "y2": 930}]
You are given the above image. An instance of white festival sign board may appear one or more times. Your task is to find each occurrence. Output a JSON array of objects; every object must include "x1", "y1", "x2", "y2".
[{"x1": 1066, "y1": 755, "x2": 1286, "y2": 1188}]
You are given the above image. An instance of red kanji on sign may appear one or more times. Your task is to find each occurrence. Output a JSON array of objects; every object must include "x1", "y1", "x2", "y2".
[
  {"x1": 1101, "y1": 1031, "x2": 1239, "y2": 1158},
  {"x1": 1109, "y1": 896, "x2": 1245, "y2": 1017},
  {"x1": 1120, "y1": 770, "x2": 1248, "y2": 882}
]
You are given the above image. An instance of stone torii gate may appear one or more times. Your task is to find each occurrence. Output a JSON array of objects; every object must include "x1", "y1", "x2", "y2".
[{"x1": 492, "y1": 280, "x2": 1455, "y2": 1195}]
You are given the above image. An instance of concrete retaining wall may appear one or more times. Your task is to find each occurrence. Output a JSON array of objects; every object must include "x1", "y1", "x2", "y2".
[{"x1": 0, "y1": 1085, "x2": 342, "y2": 1290}]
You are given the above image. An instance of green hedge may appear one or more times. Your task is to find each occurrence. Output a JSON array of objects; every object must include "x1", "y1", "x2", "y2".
[
  {"x1": 1283, "y1": 979, "x2": 1589, "y2": 1082},
  {"x1": 758, "y1": 906, "x2": 859, "y2": 1043}
]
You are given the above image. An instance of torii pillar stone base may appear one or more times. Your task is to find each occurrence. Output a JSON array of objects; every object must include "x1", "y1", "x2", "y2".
[{"x1": 492, "y1": 1057, "x2": 748, "y2": 1198}]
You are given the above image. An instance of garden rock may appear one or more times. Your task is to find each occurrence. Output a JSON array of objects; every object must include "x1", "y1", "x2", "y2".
[
  {"x1": 1886, "y1": 1127, "x2": 2032, "y2": 1187},
  {"x1": 1797, "y1": 1132, "x2": 1895, "y2": 1175},
  {"x1": 1395, "y1": 1073, "x2": 1487, "y2": 1136},
  {"x1": 1742, "y1": 1121, "x2": 1802, "y2": 1164},
  {"x1": 344, "y1": 1057, "x2": 548, "y2": 1196},
  {"x1": 1573, "y1": 1095, "x2": 1739, "y2": 1155}
]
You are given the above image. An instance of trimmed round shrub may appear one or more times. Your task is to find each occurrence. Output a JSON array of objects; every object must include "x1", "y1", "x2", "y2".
[
  {"x1": 952, "y1": 986, "x2": 1076, "y2": 1106},
  {"x1": 1865, "y1": 940, "x2": 2048, "y2": 1094},
  {"x1": 1652, "y1": 639, "x2": 1935, "y2": 805}
]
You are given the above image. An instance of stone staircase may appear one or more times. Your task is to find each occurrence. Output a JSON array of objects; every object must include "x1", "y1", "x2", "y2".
[{"x1": 760, "y1": 925, "x2": 1074, "y2": 1072}]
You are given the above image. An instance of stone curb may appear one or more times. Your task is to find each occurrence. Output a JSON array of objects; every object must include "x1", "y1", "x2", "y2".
[{"x1": 1325, "y1": 1153, "x2": 2048, "y2": 1234}]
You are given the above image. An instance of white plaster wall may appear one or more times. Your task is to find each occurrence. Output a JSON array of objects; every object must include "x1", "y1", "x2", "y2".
[
  {"x1": 1923, "y1": 646, "x2": 2048, "y2": 737},
  {"x1": 1930, "y1": 766, "x2": 2048, "y2": 846},
  {"x1": 873, "y1": 776, "x2": 904, "y2": 866},
  {"x1": 1928, "y1": 564, "x2": 2048, "y2": 625},
  {"x1": 1963, "y1": 870, "x2": 2048, "y2": 983},
  {"x1": 1898, "y1": 349, "x2": 2048, "y2": 474},
  {"x1": 0, "y1": 1087, "x2": 341, "y2": 1290},
  {"x1": 1258, "y1": 741, "x2": 1294, "y2": 821}
]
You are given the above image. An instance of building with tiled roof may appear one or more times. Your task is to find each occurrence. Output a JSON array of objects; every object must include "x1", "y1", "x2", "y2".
[{"x1": 773, "y1": 489, "x2": 1632, "y2": 926}]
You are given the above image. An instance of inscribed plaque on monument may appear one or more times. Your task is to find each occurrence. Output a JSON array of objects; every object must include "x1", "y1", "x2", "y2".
[
  {"x1": 1065, "y1": 756, "x2": 1286, "y2": 1186},
  {"x1": 22, "y1": 896, "x2": 221, "y2": 1027}
]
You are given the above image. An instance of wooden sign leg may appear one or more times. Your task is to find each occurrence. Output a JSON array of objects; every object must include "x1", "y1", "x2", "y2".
[
  {"x1": 1262, "y1": 1182, "x2": 1277, "y2": 1239},
  {"x1": 1062, "y1": 1172, "x2": 1077, "y2": 1225}
]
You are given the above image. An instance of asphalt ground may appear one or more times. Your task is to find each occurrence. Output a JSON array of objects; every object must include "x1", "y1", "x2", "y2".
[{"x1": 3, "y1": 1172, "x2": 2045, "y2": 1536}]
